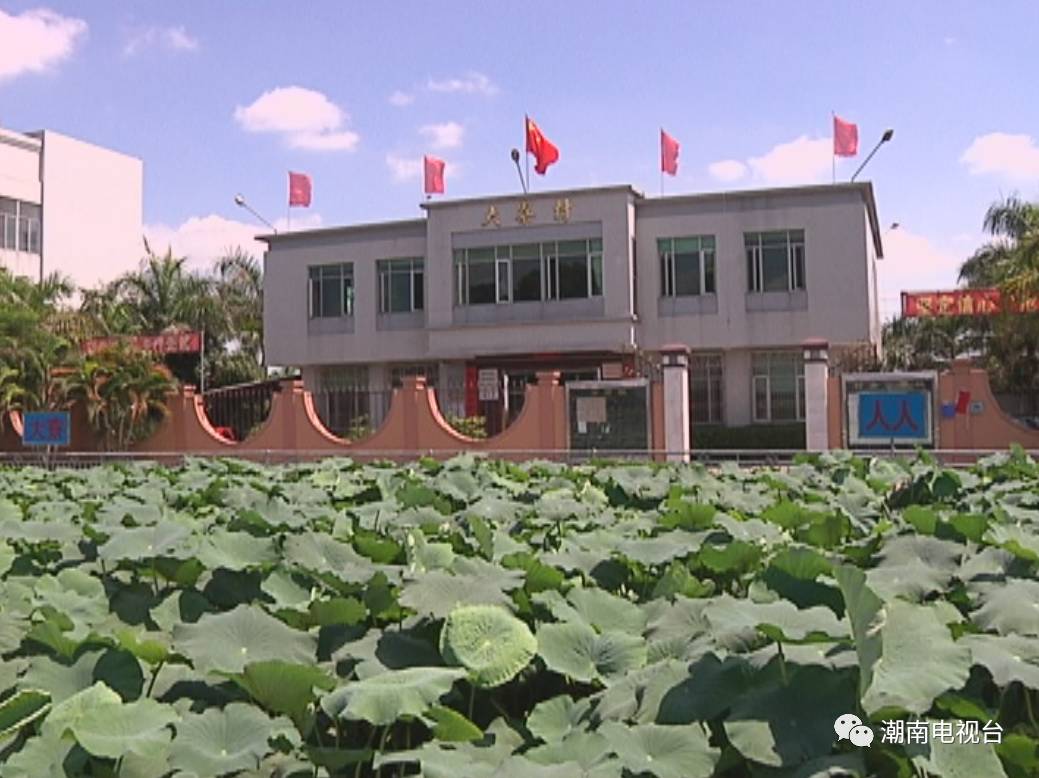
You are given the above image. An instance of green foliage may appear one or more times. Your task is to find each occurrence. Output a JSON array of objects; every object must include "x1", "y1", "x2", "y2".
[
  {"x1": 692, "y1": 422, "x2": 806, "y2": 449},
  {"x1": 59, "y1": 341, "x2": 175, "y2": 450},
  {"x1": 447, "y1": 414, "x2": 488, "y2": 439},
  {"x1": 0, "y1": 452, "x2": 1037, "y2": 776}
]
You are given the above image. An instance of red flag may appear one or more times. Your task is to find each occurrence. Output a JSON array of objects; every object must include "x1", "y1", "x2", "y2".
[
  {"x1": 423, "y1": 155, "x2": 445, "y2": 194},
  {"x1": 660, "y1": 129, "x2": 679, "y2": 175},
  {"x1": 833, "y1": 115, "x2": 858, "y2": 157},
  {"x1": 955, "y1": 390, "x2": 972, "y2": 415},
  {"x1": 288, "y1": 171, "x2": 312, "y2": 207},
  {"x1": 525, "y1": 116, "x2": 559, "y2": 175}
]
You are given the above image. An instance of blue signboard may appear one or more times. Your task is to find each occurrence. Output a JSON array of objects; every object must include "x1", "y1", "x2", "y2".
[
  {"x1": 856, "y1": 392, "x2": 929, "y2": 440},
  {"x1": 21, "y1": 411, "x2": 71, "y2": 447}
]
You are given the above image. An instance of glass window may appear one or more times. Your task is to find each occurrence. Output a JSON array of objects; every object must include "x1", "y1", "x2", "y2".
[
  {"x1": 512, "y1": 243, "x2": 541, "y2": 302},
  {"x1": 659, "y1": 235, "x2": 716, "y2": 297},
  {"x1": 378, "y1": 258, "x2": 424, "y2": 313},
  {"x1": 690, "y1": 354, "x2": 723, "y2": 424},
  {"x1": 454, "y1": 238, "x2": 602, "y2": 306},
  {"x1": 466, "y1": 248, "x2": 495, "y2": 304},
  {"x1": 751, "y1": 352, "x2": 805, "y2": 422},
  {"x1": 308, "y1": 263, "x2": 354, "y2": 318},
  {"x1": 746, "y1": 230, "x2": 806, "y2": 293}
]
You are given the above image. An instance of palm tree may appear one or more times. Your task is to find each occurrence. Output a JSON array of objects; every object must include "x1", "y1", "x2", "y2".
[
  {"x1": 60, "y1": 342, "x2": 175, "y2": 450},
  {"x1": 959, "y1": 196, "x2": 1039, "y2": 293},
  {"x1": 0, "y1": 268, "x2": 73, "y2": 420}
]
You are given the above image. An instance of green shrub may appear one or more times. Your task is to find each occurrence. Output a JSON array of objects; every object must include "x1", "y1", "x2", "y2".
[{"x1": 692, "y1": 422, "x2": 805, "y2": 450}]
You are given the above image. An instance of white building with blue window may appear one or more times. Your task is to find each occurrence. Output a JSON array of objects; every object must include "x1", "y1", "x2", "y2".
[
  {"x1": 0, "y1": 125, "x2": 142, "y2": 289},
  {"x1": 261, "y1": 182, "x2": 883, "y2": 444}
]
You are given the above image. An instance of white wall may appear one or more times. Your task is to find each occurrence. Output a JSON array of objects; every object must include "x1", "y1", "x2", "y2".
[
  {"x1": 635, "y1": 186, "x2": 877, "y2": 351},
  {"x1": 264, "y1": 222, "x2": 429, "y2": 367},
  {"x1": 37, "y1": 130, "x2": 143, "y2": 290},
  {"x1": 0, "y1": 129, "x2": 42, "y2": 203},
  {"x1": 0, "y1": 130, "x2": 43, "y2": 279}
]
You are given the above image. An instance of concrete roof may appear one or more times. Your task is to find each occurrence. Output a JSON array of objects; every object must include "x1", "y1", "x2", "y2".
[
  {"x1": 261, "y1": 181, "x2": 884, "y2": 258},
  {"x1": 419, "y1": 184, "x2": 644, "y2": 210},
  {"x1": 258, "y1": 217, "x2": 426, "y2": 244},
  {"x1": 638, "y1": 181, "x2": 884, "y2": 259}
]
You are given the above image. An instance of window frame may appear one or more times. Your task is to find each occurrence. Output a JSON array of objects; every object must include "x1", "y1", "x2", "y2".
[
  {"x1": 453, "y1": 238, "x2": 603, "y2": 306},
  {"x1": 690, "y1": 353, "x2": 724, "y2": 424},
  {"x1": 659, "y1": 235, "x2": 716, "y2": 298},
  {"x1": 745, "y1": 230, "x2": 806, "y2": 293},
  {"x1": 377, "y1": 258, "x2": 424, "y2": 314},
  {"x1": 307, "y1": 262, "x2": 355, "y2": 319},
  {"x1": 751, "y1": 352, "x2": 805, "y2": 423}
]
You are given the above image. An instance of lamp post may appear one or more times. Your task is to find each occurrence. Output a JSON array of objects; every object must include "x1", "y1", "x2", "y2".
[
  {"x1": 510, "y1": 148, "x2": 528, "y2": 194},
  {"x1": 233, "y1": 194, "x2": 277, "y2": 233},
  {"x1": 851, "y1": 129, "x2": 894, "y2": 182}
]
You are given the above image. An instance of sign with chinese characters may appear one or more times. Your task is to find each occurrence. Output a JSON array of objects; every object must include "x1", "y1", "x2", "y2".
[
  {"x1": 477, "y1": 368, "x2": 500, "y2": 401},
  {"x1": 21, "y1": 411, "x2": 71, "y2": 447},
  {"x1": 902, "y1": 289, "x2": 1039, "y2": 318},
  {"x1": 880, "y1": 719, "x2": 1002, "y2": 746},
  {"x1": 567, "y1": 379, "x2": 649, "y2": 453},
  {"x1": 856, "y1": 392, "x2": 929, "y2": 439},
  {"x1": 834, "y1": 712, "x2": 1003, "y2": 750},
  {"x1": 843, "y1": 372, "x2": 936, "y2": 448},
  {"x1": 481, "y1": 198, "x2": 573, "y2": 228},
  {"x1": 81, "y1": 331, "x2": 203, "y2": 356}
]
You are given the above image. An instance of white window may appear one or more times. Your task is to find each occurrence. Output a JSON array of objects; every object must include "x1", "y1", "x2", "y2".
[
  {"x1": 378, "y1": 258, "x2": 424, "y2": 314},
  {"x1": 453, "y1": 239, "x2": 603, "y2": 305},
  {"x1": 690, "y1": 354, "x2": 724, "y2": 424},
  {"x1": 751, "y1": 352, "x2": 805, "y2": 422},
  {"x1": 746, "y1": 230, "x2": 805, "y2": 293},
  {"x1": 308, "y1": 263, "x2": 354, "y2": 318},
  {"x1": 659, "y1": 236, "x2": 716, "y2": 297}
]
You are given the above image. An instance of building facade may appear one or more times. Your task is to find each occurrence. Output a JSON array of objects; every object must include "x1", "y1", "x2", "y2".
[
  {"x1": 262, "y1": 182, "x2": 883, "y2": 441},
  {"x1": 0, "y1": 126, "x2": 143, "y2": 289}
]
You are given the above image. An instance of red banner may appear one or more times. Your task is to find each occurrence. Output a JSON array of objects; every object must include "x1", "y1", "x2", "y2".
[
  {"x1": 81, "y1": 331, "x2": 202, "y2": 356},
  {"x1": 901, "y1": 289, "x2": 1039, "y2": 318}
]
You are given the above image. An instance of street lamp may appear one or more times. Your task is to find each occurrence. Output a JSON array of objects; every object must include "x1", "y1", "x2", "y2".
[
  {"x1": 851, "y1": 129, "x2": 894, "y2": 182},
  {"x1": 510, "y1": 148, "x2": 528, "y2": 194},
  {"x1": 233, "y1": 193, "x2": 277, "y2": 233}
]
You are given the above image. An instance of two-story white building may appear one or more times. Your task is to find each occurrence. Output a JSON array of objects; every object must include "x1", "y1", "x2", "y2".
[
  {"x1": 261, "y1": 182, "x2": 882, "y2": 443},
  {"x1": 0, "y1": 126, "x2": 142, "y2": 289}
]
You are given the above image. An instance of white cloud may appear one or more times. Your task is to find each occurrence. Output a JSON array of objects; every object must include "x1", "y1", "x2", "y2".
[
  {"x1": 234, "y1": 86, "x2": 360, "y2": 152},
  {"x1": 707, "y1": 159, "x2": 747, "y2": 183},
  {"x1": 877, "y1": 227, "x2": 964, "y2": 321},
  {"x1": 427, "y1": 71, "x2": 498, "y2": 96},
  {"x1": 123, "y1": 25, "x2": 199, "y2": 57},
  {"x1": 960, "y1": 132, "x2": 1039, "y2": 182},
  {"x1": 708, "y1": 136, "x2": 836, "y2": 188},
  {"x1": 388, "y1": 90, "x2": 414, "y2": 107},
  {"x1": 288, "y1": 131, "x2": 360, "y2": 151},
  {"x1": 747, "y1": 136, "x2": 832, "y2": 185},
  {"x1": 419, "y1": 121, "x2": 464, "y2": 150},
  {"x1": 386, "y1": 154, "x2": 422, "y2": 182},
  {"x1": 944, "y1": 35, "x2": 957, "y2": 46},
  {"x1": 144, "y1": 213, "x2": 324, "y2": 272},
  {"x1": 0, "y1": 8, "x2": 87, "y2": 81}
]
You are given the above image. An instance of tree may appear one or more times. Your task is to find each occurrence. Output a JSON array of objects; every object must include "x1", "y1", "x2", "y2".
[
  {"x1": 887, "y1": 195, "x2": 1039, "y2": 418},
  {"x1": 0, "y1": 269, "x2": 74, "y2": 420},
  {"x1": 959, "y1": 196, "x2": 1039, "y2": 293},
  {"x1": 60, "y1": 343, "x2": 176, "y2": 450},
  {"x1": 77, "y1": 244, "x2": 265, "y2": 389}
]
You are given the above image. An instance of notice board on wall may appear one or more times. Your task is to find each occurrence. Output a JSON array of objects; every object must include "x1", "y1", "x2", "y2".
[
  {"x1": 566, "y1": 379, "x2": 649, "y2": 452},
  {"x1": 843, "y1": 372, "x2": 937, "y2": 448}
]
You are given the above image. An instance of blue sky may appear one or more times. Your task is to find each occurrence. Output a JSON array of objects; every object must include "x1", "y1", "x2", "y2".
[{"x1": 2, "y1": 1, "x2": 1038, "y2": 316}]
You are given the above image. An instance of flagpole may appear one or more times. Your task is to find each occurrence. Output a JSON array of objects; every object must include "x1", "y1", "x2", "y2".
[
  {"x1": 659, "y1": 128, "x2": 664, "y2": 197},
  {"x1": 831, "y1": 112, "x2": 836, "y2": 184},
  {"x1": 524, "y1": 115, "x2": 530, "y2": 193}
]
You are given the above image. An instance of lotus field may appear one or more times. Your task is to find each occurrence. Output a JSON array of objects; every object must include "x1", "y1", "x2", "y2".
[{"x1": 3, "y1": 451, "x2": 1039, "y2": 778}]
